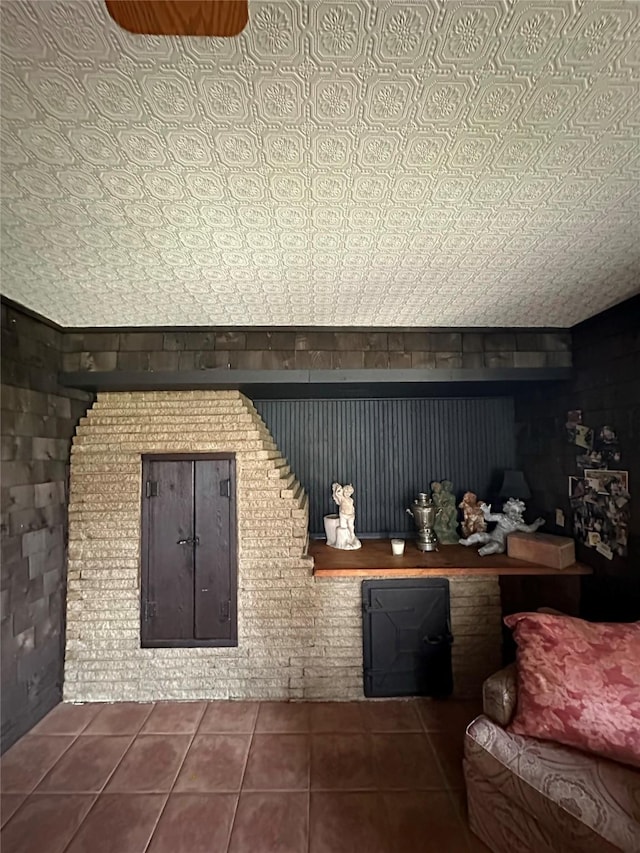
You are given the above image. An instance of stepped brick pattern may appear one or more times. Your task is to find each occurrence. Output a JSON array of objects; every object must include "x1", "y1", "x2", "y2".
[{"x1": 65, "y1": 390, "x2": 501, "y2": 702}]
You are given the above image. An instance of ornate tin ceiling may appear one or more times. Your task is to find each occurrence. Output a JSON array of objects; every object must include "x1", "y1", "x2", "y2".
[{"x1": 1, "y1": 0, "x2": 639, "y2": 327}]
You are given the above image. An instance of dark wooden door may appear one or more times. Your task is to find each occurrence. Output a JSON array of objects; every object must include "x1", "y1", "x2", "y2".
[
  {"x1": 141, "y1": 454, "x2": 237, "y2": 647},
  {"x1": 362, "y1": 579, "x2": 453, "y2": 698}
]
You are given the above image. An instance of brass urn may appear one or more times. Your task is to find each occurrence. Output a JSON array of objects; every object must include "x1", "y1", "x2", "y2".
[{"x1": 406, "y1": 492, "x2": 439, "y2": 552}]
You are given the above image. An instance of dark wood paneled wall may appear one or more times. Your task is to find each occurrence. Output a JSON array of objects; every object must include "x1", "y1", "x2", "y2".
[
  {"x1": 256, "y1": 397, "x2": 515, "y2": 536},
  {"x1": 516, "y1": 295, "x2": 640, "y2": 620},
  {"x1": 60, "y1": 327, "x2": 572, "y2": 374},
  {"x1": 1, "y1": 304, "x2": 92, "y2": 752}
]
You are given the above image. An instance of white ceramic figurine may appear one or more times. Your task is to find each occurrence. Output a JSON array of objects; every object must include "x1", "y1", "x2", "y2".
[
  {"x1": 459, "y1": 498, "x2": 544, "y2": 556},
  {"x1": 324, "y1": 482, "x2": 362, "y2": 550}
]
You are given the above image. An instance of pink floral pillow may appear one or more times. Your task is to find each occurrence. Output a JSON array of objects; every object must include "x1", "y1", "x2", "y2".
[{"x1": 504, "y1": 612, "x2": 640, "y2": 767}]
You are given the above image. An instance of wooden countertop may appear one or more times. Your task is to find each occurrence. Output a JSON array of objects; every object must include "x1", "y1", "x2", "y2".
[{"x1": 309, "y1": 539, "x2": 592, "y2": 578}]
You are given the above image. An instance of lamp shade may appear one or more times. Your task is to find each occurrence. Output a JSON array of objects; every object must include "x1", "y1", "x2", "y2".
[{"x1": 498, "y1": 470, "x2": 531, "y2": 500}]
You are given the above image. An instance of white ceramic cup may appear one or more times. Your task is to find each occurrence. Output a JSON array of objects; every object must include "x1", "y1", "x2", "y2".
[{"x1": 391, "y1": 538, "x2": 405, "y2": 555}]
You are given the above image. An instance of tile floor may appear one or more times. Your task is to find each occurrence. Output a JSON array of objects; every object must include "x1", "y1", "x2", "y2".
[{"x1": 1, "y1": 698, "x2": 491, "y2": 853}]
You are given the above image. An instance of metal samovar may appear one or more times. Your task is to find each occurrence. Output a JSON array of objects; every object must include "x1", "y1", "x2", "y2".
[{"x1": 406, "y1": 492, "x2": 439, "y2": 552}]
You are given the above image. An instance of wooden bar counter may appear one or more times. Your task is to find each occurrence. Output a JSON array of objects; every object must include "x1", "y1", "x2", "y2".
[{"x1": 310, "y1": 539, "x2": 592, "y2": 578}]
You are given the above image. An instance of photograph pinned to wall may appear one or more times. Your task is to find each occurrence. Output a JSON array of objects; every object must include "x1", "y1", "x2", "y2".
[
  {"x1": 572, "y1": 500, "x2": 599, "y2": 549},
  {"x1": 565, "y1": 410, "x2": 583, "y2": 443},
  {"x1": 574, "y1": 424, "x2": 594, "y2": 450},
  {"x1": 569, "y1": 476, "x2": 599, "y2": 505},
  {"x1": 584, "y1": 469, "x2": 629, "y2": 502},
  {"x1": 604, "y1": 502, "x2": 629, "y2": 558},
  {"x1": 577, "y1": 450, "x2": 606, "y2": 472},
  {"x1": 601, "y1": 448, "x2": 621, "y2": 468},
  {"x1": 571, "y1": 471, "x2": 629, "y2": 559},
  {"x1": 571, "y1": 501, "x2": 620, "y2": 558},
  {"x1": 596, "y1": 541, "x2": 614, "y2": 560},
  {"x1": 569, "y1": 476, "x2": 588, "y2": 501},
  {"x1": 594, "y1": 425, "x2": 621, "y2": 467}
]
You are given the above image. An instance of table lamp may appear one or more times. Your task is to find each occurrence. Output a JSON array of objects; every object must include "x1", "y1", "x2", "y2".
[{"x1": 498, "y1": 470, "x2": 531, "y2": 501}]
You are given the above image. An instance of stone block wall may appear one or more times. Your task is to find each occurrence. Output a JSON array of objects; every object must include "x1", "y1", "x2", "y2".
[
  {"x1": 1, "y1": 304, "x2": 92, "y2": 752},
  {"x1": 61, "y1": 327, "x2": 572, "y2": 373},
  {"x1": 66, "y1": 390, "x2": 501, "y2": 701},
  {"x1": 312, "y1": 575, "x2": 502, "y2": 700},
  {"x1": 65, "y1": 390, "x2": 310, "y2": 700}
]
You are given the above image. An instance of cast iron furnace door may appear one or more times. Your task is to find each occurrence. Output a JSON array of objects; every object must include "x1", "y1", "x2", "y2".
[
  {"x1": 141, "y1": 454, "x2": 237, "y2": 647},
  {"x1": 362, "y1": 578, "x2": 453, "y2": 698}
]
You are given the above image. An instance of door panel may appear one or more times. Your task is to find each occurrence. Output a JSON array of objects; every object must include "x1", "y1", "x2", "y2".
[
  {"x1": 194, "y1": 459, "x2": 233, "y2": 641},
  {"x1": 141, "y1": 454, "x2": 237, "y2": 647},
  {"x1": 362, "y1": 579, "x2": 453, "y2": 698},
  {"x1": 143, "y1": 459, "x2": 195, "y2": 643}
]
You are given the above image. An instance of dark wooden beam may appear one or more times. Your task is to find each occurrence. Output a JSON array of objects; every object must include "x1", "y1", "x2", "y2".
[
  {"x1": 59, "y1": 367, "x2": 572, "y2": 398},
  {"x1": 1, "y1": 295, "x2": 65, "y2": 331}
]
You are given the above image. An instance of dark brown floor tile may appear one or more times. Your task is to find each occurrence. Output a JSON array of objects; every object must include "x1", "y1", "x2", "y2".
[
  {"x1": 311, "y1": 733, "x2": 375, "y2": 790},
  {"x1": 64, "y1": 793, "x2": 166, "y2": 853},
  {"x1": 146, "y1": 793, "x2": 237, "y2": 853},
  {"x1": 429, "y1": 732, "x2": 466, "y2": 789},
  {"x1": 1, "y1": 735, "x2": 75, "y2": 793},
  {"x1": 244, "y1": 734, "x2": 309, "y2": 791},
  {"x1": 83, "y1": 703, "x2": 155, "y2": 736},
  {"x1": 174, "y1": 734, "x2": 250, "y2": 792},
  {"x1": 362, "y1": 701, "x2": 423, "y2": 732},
  {"x1": 255, "y1": 702, "x2": 310, "y2": 733},
  {"x1": 31, "y1": 703, "x2": 101, "y2": 735},
  {"x1": 0, "y1": 795, "x2": 26, "y2": 828},
  {"x1": 228, "y1": 791, "x2": 308, "y2": 853},
  {"x1": 372, "y1": 734, "x2": 446, "y2": 790},
  {"x1": 466, "y1": 831, "x2": 493, "y2": 852},
  {"x1": 383, "y1": 791, "x2": 471, "y2": 853},
  {"x1": 0, "y1": 793, "x2": 95, "y2": 853},
  {"x1": 467, "y1": 831, "x2": 492, "y2": 853},
  {"x1": 106, "y1": 735, "x2": 191, "y2": 793},
  {"x1": 198, "y1": 701, "x2": 258, "y2": 733},
  {"x1": 309, "y1": 702, "x2": 366, "y2": 733},
  {"x1": 309, "y1": 791, "x2": 392, "y2": 853},
  {"x1": 417, "y1": 699, "x2": 482, "y2": 734},
  {"x1": 141, "y1": 702, "x2": 206, "y2": 734},
  {"x1": 37, "y1": 735, "x2": 132, "y2": 793},
  {"x1": 448, "y1": 786, "x2": 469, "y2": 821}
]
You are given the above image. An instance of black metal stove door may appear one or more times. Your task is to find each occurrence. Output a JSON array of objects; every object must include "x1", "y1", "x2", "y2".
[{"x1": 362, "y1": 578, "x2": 453, "y2": 698}]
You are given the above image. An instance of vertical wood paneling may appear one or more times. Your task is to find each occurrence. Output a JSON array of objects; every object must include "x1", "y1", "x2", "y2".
[
  {"x1": 142, "y1": 459, "x2": 194, "y2": 642},
  {"x1": 254, "y1": 398, "x2": 516, "y2": 536},
  {"x1": 194, "y1": 459, "x2": 232, "y2": 642},
  {"x1": 141, "y1": 454, "x2": 238, "y2": 647}
]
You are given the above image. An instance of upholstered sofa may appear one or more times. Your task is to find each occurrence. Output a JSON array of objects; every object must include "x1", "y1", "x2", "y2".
[{"x1": 464, "y1": 662, "x2": 640, "y2": 853}]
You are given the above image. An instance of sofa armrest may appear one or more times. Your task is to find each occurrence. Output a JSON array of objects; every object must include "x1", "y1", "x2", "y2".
[{"x1": 482, "y1": 663, "x2": 517, "y2": 726}]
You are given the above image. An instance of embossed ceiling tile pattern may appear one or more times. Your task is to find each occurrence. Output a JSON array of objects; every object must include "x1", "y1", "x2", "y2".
[{"x1": 1, "y1": 0, "x2": 639, "y2": 327}]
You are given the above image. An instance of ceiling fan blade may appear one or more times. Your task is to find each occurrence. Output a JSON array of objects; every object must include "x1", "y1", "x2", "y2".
[{"x1": 105, "y1": 0, "x2": 248, "y2": 37}]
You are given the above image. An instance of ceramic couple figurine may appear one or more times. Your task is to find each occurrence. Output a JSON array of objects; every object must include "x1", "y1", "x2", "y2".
[
  {"x1": 459, "y1": 497, "x2": 544, "y2": 556},
  {"x1": 431, "y1": 480, "x2": 459, "y2": 544}
]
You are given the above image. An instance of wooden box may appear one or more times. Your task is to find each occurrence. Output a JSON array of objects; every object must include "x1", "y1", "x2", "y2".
[{"x1": 507, "y1": 532, "x2": 576, "y2": 569}]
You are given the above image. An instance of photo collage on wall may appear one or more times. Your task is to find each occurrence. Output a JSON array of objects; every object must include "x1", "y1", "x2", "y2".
[{"x1": 567, "y1": 412, "x2": 629, "y2": 560}]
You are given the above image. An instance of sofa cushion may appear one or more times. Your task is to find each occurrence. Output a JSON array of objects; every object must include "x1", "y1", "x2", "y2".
[
  {"x1": 465, "y1": 761, "x2": 568, "y2": 853},
  {"x1": 465, "y1": 715, "x2": 640, "y2": 852},
  {"x1": 482, "y1": 662, "x2": 517, "y2": 726},
  {"x1": 504, "y1": 612, "x2": 640, "y2": 768}
]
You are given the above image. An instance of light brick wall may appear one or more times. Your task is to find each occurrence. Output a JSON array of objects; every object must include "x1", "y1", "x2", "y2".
[{"x1": 64, "y1": 390, "x2": 501, "y2": 702}]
